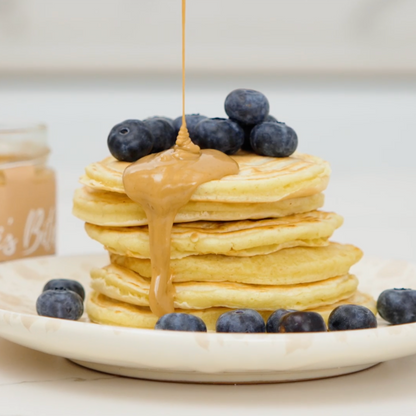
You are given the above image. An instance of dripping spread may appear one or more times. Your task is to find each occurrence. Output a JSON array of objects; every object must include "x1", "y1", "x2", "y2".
[{"x1": 122, "y1": 0, "x2": 239, "y2": 317}]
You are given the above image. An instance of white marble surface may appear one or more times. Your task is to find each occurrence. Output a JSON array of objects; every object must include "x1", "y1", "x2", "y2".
[
  {"x1": 1, "y1": 76, "x2": 416, "y2": 413},
  {"x1": 1, "y1": 337, "x2": 416, "y2": 415}
]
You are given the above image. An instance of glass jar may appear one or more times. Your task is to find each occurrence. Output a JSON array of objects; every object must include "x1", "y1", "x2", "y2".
[{"x1": 0, "y1": 123, "x2": 56, "y2": 261}]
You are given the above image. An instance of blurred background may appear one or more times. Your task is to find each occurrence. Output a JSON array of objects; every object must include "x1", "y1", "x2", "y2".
[{"x1": 1, "y1": 0, "x2": 415, "y2": 262}]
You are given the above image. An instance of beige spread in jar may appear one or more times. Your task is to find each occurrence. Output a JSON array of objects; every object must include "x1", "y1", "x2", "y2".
[{"x1": 0, "y1": 123, "x2": 56, "y2": 261}]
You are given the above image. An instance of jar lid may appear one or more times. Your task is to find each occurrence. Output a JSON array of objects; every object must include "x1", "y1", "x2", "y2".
[{"x1": 0, "y1": 123, "x2": 49, "y2": 168}]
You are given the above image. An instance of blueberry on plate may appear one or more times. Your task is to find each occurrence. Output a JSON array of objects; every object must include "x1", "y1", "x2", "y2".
[
  {"x1": 108, "y1": 119, "x2": 154, "y2": 162},
  {"x1": 143, "y1": 116, "x2": 176, "y2": 153},
  {"x1": 328, "y1": 305, "x2": 377, "y2": 331},
  {"x1": 216, "y1": 309, "x2": 265, "y2": 333},
  {"x1": 266, "y1": 309, "x2": 297, "y2": 333},
  {"x1": 36, "y1": 288, "x2": 84, "y2": 320},
  {"x1": 225, "y1": 89, "x2": 269, "y2": 125},
  {"x1": 250, "y1": 122, "x2": 298, "y2": 158},
  {"x1": 278, "y1": 312, "x2": 327, "y2": 333},
  {"x1": 43, "y1": 279, "x2": 85, "y2": 301},
  {"x1": 155, "y1": 313, "x2": 207, "y2": 332},
  {"x1": 193, "y1": 118, "x2": 244, "y2": 155},
  {"x1": 377, "y1": 288, "x2": 416, "y2": 325},
  {"x1": 172, "y1": 114, "x2": 208, "y2": 138}
]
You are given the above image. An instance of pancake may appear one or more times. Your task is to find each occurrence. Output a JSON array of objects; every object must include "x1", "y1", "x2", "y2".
[
  {"x1": 87, "y1": 291, "x2": 376, "y2": 331},
  {"x1": 73, "y1": 186, "x2": 325, "y2": 226},
  {"x1": 110, "y1": 242, "x2": 363, "y2": 285},
  {"x1": 90, "y1": 263, "x2": 358, "y2": 310},
  {"x1": 80, "y1": 152, "x2": 330, "y2": 203},
  {"x1": 85, "y1": 211, "x2": 343, "y2": 259}
]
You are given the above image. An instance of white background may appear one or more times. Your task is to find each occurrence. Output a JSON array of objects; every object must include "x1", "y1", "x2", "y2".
[{"x1": 0, "y1": 0, "x2": 416, "y2": 74}]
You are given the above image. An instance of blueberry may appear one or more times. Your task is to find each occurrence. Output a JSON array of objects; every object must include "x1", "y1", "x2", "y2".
[
  {"x1": 278, "y1": 312, "x2": 327, "y2": 333},
  {"x1": 143, "y1": 116, "x2": 176, "y2": 153},
  {"x1": 155, "y1": 313, "x2": 207, "y2": 332},
  {"x1": 43, "y1": 279, "x2": 85, "y2": 301},
  {"x1": 36, "y1": 289, "x2": 84, "y2": 320},
  {"x1": 235, "y1": 115, "x2": 280, "y2": 151},
  {"x1": 377, "y1": 288, "x2": 416, "y2": 325},
  {"x1": 216, "y1": 309, "x2": 265, "y2": 333},
  {"x1": 147, "y1": 116, "x2": 174, "y2": 127},
  {"x1": 328, "y1": 305, "x2": 377, "y2": 331},
  {"x1": 108, "y1": 119, "x2": 154, "y2": 162},
  {"x1": 193, "y1": 118, "x2": 244, "y2": 155},
  {"x1": 264, "y1": 115, "x2": 279, "y2": 123},
  {"x1": 172, "y1": 114, "x2": 208, "y2": 139},
  {"x1": 234, "y1": 121, "x2": 254, "y2": 151},
  {"x1": 225, "y1": 89, "x2": 269, "y2": 125},
  {"x1": 266, "y1": 309, "x2": 297, "y2": 333},
  {"x1": 250, "y1": 122, "x2": 297, "y2": 158}
]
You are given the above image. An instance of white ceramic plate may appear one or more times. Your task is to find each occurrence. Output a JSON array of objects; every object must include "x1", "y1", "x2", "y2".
[{"x1": 0, "y1": 254, "x2": 416, "y2": 384}]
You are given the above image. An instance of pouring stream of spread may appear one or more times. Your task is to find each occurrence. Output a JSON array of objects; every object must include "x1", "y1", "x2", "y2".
[{"x1": 122, "y1": 0, "x2": 239, "y2": 317}]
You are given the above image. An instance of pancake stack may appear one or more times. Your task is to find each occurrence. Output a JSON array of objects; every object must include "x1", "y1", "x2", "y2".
[{"x1": 73, "y1": 151, "x2": 375, "y2": 331}]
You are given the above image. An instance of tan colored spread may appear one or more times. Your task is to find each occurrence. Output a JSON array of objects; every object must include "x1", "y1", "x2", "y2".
[
  {"x1": 0, "y1": 154, "x2": 56, "y2": 262},
  {"x1": 122, "y1": 0, "x2": 239, "y2": 317}
]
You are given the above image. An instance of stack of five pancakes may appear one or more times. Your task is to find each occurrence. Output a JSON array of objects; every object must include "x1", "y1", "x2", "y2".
[{"x1": 73, "y1": 151, "x2": 375, "y2": 331}]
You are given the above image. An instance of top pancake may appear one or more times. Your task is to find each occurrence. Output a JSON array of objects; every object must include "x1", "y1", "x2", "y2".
[{"x1": 80, "y1": 152, "x2": 330, "y2": 203}]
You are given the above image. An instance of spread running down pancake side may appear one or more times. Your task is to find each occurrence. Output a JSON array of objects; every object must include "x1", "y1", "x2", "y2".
[{"x1": 122, "y1": 0, "x2": 239, "y2": 317}]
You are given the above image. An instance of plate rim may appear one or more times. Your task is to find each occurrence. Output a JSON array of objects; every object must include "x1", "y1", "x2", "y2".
[{"x1": 1, "y1": 253, "x2": 416, "y2": 381}]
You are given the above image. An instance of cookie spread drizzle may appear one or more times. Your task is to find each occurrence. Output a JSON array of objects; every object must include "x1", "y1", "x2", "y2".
[{"x1": 122, "y1": 0, "x2": 239, "y2": 317}]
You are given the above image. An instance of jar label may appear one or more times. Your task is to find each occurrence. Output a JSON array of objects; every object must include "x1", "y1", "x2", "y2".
[{"x1": 0, "y1": 165, "x2": 56, "y2": 261}]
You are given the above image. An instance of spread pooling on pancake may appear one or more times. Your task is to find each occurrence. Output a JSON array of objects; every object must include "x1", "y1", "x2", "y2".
[
  {"x1": 80, "y1": 153, "x2": 330, "y2": 202},
  {"x1": 122, "y1": 0, "x2": 238, "y2": 317}
]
